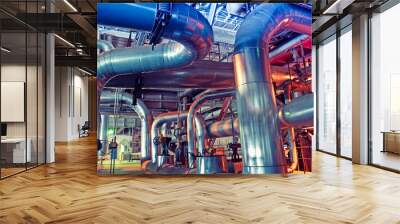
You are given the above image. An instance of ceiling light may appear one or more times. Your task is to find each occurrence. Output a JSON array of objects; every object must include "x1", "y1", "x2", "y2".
[
  {"x1": 1, "y1": 47, "x2": 11, "y2": 53},
  {"x1": 63, "y1": 0, "x2": 78, "y2": 12},
  {"x1": 54, "y1": 34, "x2": 75, "y2": 48}
]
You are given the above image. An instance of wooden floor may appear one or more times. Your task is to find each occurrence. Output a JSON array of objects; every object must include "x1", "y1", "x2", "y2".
[{"x1": 1, "y1": 135, "x2": 400, "y2": 224}]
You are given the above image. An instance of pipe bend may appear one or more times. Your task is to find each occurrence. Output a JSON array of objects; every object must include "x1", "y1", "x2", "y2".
[
  {"x1": 150, "y1": 111, "x2": 188, "y2": 164},
  {"x1": 278, "y1": 93, "x2": 314, "y2": 128},
  {"x1": 234, "y1": 3, "x2": 311, "y2": 52},
  {"x1": 186, "y1": 89, "x2": 236, "y2": 167},
  {"x1": 99, "y1": 90, "x2": 153, "y2": 161},
  {"x1": 97, "y1": 40, "x2": 114, "y2": 53},
  {"x1": 97, "y1": 3, "x2": 213, "y2": 88}
]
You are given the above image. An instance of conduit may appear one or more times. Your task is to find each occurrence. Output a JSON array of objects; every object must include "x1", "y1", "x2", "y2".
[
  {"x1": 150, "y1": 111, "x2": 188, "y2": 164},
  {"x1": 99, "y1": 90, "x2": 153, "y2": 161},
  {"x1": 97, "y1": 3, "x2": 213, "y2": 90},
  {"x1": 206, "y1": 94, "x2": 314, "y2": 142},
  {"x1": 233, "y1": 3, "x2": 311, "y2": 174},
  {"x1": 186, "y1": 89, "x2": 236, "y2": 168},
  {"x1": 194, "y1": 114, "x2": 207, "y2": 156},
  {"x1": 97, "y1": 40, "x2": 114, "y2": 53}
]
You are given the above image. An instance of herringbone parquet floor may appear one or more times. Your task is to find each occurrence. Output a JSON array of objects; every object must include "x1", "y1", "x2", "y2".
[{"x1": 1, "y1": 135, "x2": 400, "y2": 224}]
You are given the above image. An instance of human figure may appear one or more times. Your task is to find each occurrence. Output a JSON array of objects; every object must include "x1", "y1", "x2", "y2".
[{"x1": 229, "y1": 137, "x2": 241, "y2": 162}]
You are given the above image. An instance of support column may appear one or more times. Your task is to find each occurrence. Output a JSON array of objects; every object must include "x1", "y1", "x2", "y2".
[
  {"x1": 352, "y1": 14, "x2": 369, "y2": 164},
  {"x1": 46, "y1": 32, "x2": 55, "y2": 163},
  {"x1": 45, "y1": 0, "x2": 55, "y2": 163}
]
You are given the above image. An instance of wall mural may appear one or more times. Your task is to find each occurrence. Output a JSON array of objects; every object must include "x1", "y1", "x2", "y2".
[{"x1": 97, "y1": 3, "x2": 313, "y2": 175}]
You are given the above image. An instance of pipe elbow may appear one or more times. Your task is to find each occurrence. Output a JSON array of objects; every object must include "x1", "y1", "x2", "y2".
[
  {"x1": 234, "y1": 3, "x2": 311, "y2": 53},
  {"x1": 97, "y1": 40, "x2": 114, "y2": 53}
]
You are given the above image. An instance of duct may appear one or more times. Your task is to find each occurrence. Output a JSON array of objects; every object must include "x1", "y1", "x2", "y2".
[
  {"x1": 194, "y1": 114, "x2": 207, "y2": 156},
  {"x1": 207, "y1": 118, "x2": 239, "y2": 138},
  {"x1": 99, "y1": 114, "x2": 109, "y2": 152},
  {"x1": 269, "y1": 34, "x2": 309, "y2": 63},
  {"x1": 186, "y1": 89, "x2": 236, "y2": 168},
  {"x1": 206, "y1": 94, "x2": 313, "y2": 143},
  {"x1": 278, "y1": 93, "x2": 313, "y2": 128},
  {"x1": 105, "y1": 61, "x2": 234, "y2": 89},
  {"x1": 226, "y1": 3, "x2": 246, "y2": 16},
  {"x1": 99, "y1": 90, "x2": 153, "y2": 161},
  {"x1": 97, "y1": 40, "x2": 114, "y2": 53},
  {"x1": 104, "y1": 59, "x2": 298, "y2": 90},
  {"x1": 179, "y1": 89, "x2": 205, "y2": 100},
  {"x1": 233, "y1": 3, "x2": 311, "y2": 174},
  {"x1": 97, "y1": 3, "x2": 213, "y2": 90},
  {"x1": 151, "y1": 111, "x2": 188, "y2": 164}
]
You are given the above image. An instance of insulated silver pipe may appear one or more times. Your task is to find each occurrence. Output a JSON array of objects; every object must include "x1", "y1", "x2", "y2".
[
  {"x1": 151, "y1": 111, "x2": 188, "y2": 164},
  {"x1": 269, "y1": 34, "x2": 309, "y2": 63},
  {"x1": 99, "y1": 114, "x2": 109, "y2": 152},
  {"x1": 105, "y1": 61, "x2": 292, "y2": 90},
  {"x1": 206, "y1": 93, "x2": 313, "y2": 138},
  {"x1": 278, "y1": 93, "x2": 314, "y2": 128},
  {"x1": 186, "y1": 89, "x2": 236, "y2": 168},
  {"x1": 97, "y1": 3, "x2": 213, "y2": 90},
  {"x1": 207, "y1": 118, "x2": 239, "y2": 138},
  {"x1": 99, "y1": 90, "x2": 153, "y2": 161},
  {"x1": 194, "y1": 114, "x2": 207, "y2": 156},
  {"x1": 97, "y1": 40, "x2": 114, "y2": 53},
  {"x1": 233, "y1": 3, "x2": 311, "y2": 174}
]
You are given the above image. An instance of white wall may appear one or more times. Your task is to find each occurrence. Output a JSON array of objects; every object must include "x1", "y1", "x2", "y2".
[{"x1": 54, "y1": 67, "x2": 89, "y2": 141}]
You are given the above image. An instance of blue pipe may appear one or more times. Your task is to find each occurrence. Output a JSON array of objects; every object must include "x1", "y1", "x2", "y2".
[
  {"x1": 97, "y1": 3, "x2": 213, "y2": 88},
  {"x1": 233, "y1": 3, "x2": 311, "y2": 174}
]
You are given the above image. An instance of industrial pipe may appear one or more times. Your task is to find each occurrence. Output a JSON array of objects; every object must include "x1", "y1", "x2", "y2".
[
  {"x1": 99, "y1": 114, "x2": 109, "y2": 152},
  {"x1": 207, "y1": 118, "x2": 239, "y2": 138},
  {"x1": 233, "y1": 3, "x2": 311, "y2": 174},
  {"x1": 97, "y1": 3, "x2": 213, "y2": 90},
  {"x1": 99, "y1": 90, "x2": 153, "y2": 161},
  {"x1": 186, "y1": 89, "x2": 236, "y2": 168},
  {"x1": 194, "y1": 114, "x2": 207, "y2": 156},
  {"x1": 269, "y1": 34, "x2": 309, "y2": 63},
  {"x1": 278, "y1": 93, "x2": 314, "y2": 128},
  {"x1": 104, "y1": 60, "x2": 302, "y2": 90},
  {"x1": 97, "y1": 40, "x2": 114, "y2": 53},
  {"x1": 151, "y1": 111, "x2": 188, "y2": 164},
  {"x1": 206, "y1": 93, "x2": 313, "y2": 139}
]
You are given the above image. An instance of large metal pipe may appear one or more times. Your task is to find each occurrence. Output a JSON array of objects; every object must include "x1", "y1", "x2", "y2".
[
  {"x1": 269, "y1": 34, "x2": 309, "y2": 63},
  {"x1": 105, "y1": 60, "x2": 298, "y2": 90},
  {"x1": 99, "y1": 90, "x2": 153, "y2": 161},
  {"x1": 97, "y1": 3, "x2": 213, "y2": 90},
  {"x1": 278, "y1": 93, "x2": 313, "y2": 128},
  {"x1": 233, "y1": 3, "x2": 311, "y2": 174},
  {"x1": 151, "y1": 111, "x2": 188, "y2": 164},
  {"x1": 99, "y1": 114, "x2": 109, "y2": 152},
  {"x1": 186, "y1": 89, "x2": 236, "y2": 168},
  {"x1": 206, "y1": 93, "x2": 313, "y2": 136},
  {"x1": 194, "y1": 114, "x2": 207, "y2": 156},
  {"x1": 206, "y1": 93, "x2": 313, "y2": 138},
  {"x1": 207, "y1": 118, "x2": 239, "y2": 138},
  {"x1": 97, "y1": 40, "x2": 114, "y2": 53}
]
